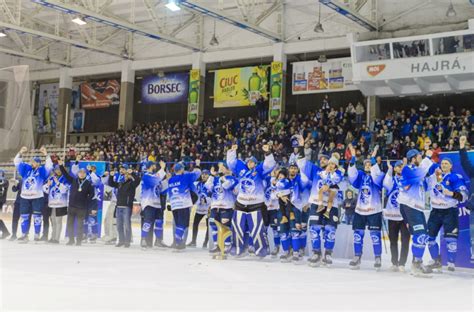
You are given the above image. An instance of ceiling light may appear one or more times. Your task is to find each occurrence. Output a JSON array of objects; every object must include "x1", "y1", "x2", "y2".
[
  {"x1": 121, "y1": 48, "x2": 129, "y2": 59},
  {"x1": 0, "y1": 31, "x2": 6, "y2": 38},
  {"x1": 318, "y1": 55, "x2": 327, "y2": 63},
  {"x1": 72, "y1": 16, "x2": 87, "y2": 26},
  {"x1": 446, "y1": 1, "x2": 456, "y2": 17},
  {"x1": 314, "y1": 3, "x2": 324, "y2": 33},
  {"x1": 165, "y1": 0, "x2": 181, "y2": 12},
  {"x1": 209, "y1": 20, "x2": 219, "y2": 46}
]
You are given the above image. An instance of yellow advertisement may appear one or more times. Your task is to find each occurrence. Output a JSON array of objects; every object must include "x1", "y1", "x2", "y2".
[{"x1": 213, "y1": 65, "x2": 269, "y2": 108}]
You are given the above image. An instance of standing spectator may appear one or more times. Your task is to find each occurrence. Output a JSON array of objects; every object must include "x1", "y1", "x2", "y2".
[
  {"x1": 256, "y1": 95, "x2": 267, "y2": 122},
  {"x1": 342, "y1": 190, "x2": 356, "y2": 224},
  {"x1": 107, "y1": 166, "x2": 141, "y2": 248},
  {"x1": 0, "y1": 170, "x2": 10, "y2": 239},
  {"x1": 59, "y1": 160, "x2": 94, "y2": 246},
  {"x1": 419, "y1": 103, "x2": 429, "y2": 117},
  {"x1": 322, "y1": 95, "x2": 331, "y2": 115},
  {"x1": 355, "y1": 102, "x2": 365, "y2": 125},
  {"x1": 9, "y1": 178, "x2": 22, "y2": 240}
]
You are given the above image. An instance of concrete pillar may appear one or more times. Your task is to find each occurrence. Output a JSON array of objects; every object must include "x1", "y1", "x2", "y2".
[
  {"x1": 271, "y1": 42, "x2": 287, "y2": 121},
  {"x1": 366, "y1": 95, "x2": 378, "y2": 127},
  {"x1": 56, "y1": 67, "x2": 72, "y2": 147},
  {"x1": 118, "y1": 60, "x2": 135, "y2": 130},
  {"x1": 187, "y1": 52, "x2": 205, "y2": 126}
]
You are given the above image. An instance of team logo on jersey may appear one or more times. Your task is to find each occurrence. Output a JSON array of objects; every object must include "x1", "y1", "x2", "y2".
[
  {"x1": 370, "y1": 233, "x2": 380, "y2": 244},
  {"x1": 327, "y1": 230, "x2": 336, "y2": 241},
  {"x1": 353, "y1": 232, "x2": 362, "y2": 243},
  {"x1": 171, "y1": 187, "x2": 180, "y2": 195},
  {"x1": 213, "y1": 185, "x2": 225, "y2": 200},
  {"x1": 50, "y1": 186, "x2": 62, "y2": 200},
  {"x1": 24, "y1": 177, "x2": 36, "y2": 190},
  {"x1": 434, "y1": 184, "x2": 443, "y2": 197},
  {"x1": 390, "y1": 191, "x2": 399, "y2": 207},
  {"x1": 240, "y1": 178, "x2": 256, "y2": 194},
  {"x1": 360, "y1": 186, "x2": 372, "y2": 205},
  {"x1": 447, "y1": 241, "x2": 457, "y2": 252}
]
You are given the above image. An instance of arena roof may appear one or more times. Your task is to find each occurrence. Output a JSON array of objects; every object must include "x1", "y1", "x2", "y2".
[{"x1": 0, "y1": 0, "x2": 473, "y2": 74}]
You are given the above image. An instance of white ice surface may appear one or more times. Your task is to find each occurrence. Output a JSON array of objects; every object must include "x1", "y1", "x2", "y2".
[{"x1": 1, "y1": 227, "x2": 473, "y2": 312}]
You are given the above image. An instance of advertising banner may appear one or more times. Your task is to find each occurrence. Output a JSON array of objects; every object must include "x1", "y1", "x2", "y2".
[
  {"x1": 439, "y1": 151, "x2": 474, "y2": 269},
  {"x1": 80, "y1": 80, "x2": 120, "y2": 109},
  {"x1": 69, "y1": 109, "x2": 85, "y2": 133},
  {"x1": 292, "y1": 57, "x2": 354, "y2": 94},
  {"x1": 37, "y1": 83, "x2": 59, "y2": 133},
  {"x1": 357, "y1": 52, "x2": 473, "y2": 81},
  {"x1": 187, "y1": 69, "x2": 200, "y2": 125},
  {"x1": 141, "y1": 73, "x2": 189, "y2": 105},
  {"x1": 269, "y1": 61, "x2": 283, "y2": 122},
  {"x1": 213, "y1": 65, "x2": 269, "y2": 108}
]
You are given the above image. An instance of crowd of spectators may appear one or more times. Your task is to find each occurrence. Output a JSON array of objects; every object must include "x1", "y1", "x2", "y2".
[{"x1": 78, "y1": 99, "x2": 473, "y2": 171}]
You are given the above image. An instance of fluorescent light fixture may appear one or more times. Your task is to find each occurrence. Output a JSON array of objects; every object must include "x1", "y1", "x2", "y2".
[
  {"x1": 209, "y1": 34, "x2": 219, "y2": 46},
  {"x1": 314, "y1": 3, "x2": 324, "y2": 33},
  {"x1": 72, "y1": 16, "x2": 87, "y2": 26},
  {"x1": 165, "y1": 0, "x2": 181, "y2": 12},
  {"x1": 0, "y1": 31, "x2": 6, "y2": 38}
]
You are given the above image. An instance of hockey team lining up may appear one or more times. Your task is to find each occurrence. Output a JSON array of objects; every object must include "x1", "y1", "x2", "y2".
[{"x1": 1, "y1": 133, "x2": 472, "y2": 278}]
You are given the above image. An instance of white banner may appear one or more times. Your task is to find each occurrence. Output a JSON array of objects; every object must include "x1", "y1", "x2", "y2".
[
  {"x1": 292, "y1": 57, "x2": 355, "y2": 94},
  {"x1": 357, "y1": 52, "x2": 474, "y2": 81}
]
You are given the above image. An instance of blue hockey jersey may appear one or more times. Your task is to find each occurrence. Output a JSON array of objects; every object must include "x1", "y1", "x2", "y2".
[
  {"x1": 348, "y1": 160, "x2": 385, "y2": 215},
  {"x1": 140, "y1": 169, "x2": 166, "y2": 209},
  {"x1": 399, "y1": 157, "x2": 433, "y2": 211},
  {"x1": 194, "y1": 180, "x2": 211, "y2": 214},
  {"x1": 226, "y1": 149, "x2": 276, "y2": 206},
  {"x1": 289, "y1": 174, "x2": 310, "y2": 210},
  {"x1": 264, "y1": 177, "x2": 279, "y2": 211},
  {"x1": 382, "y1": 169, "x2": 403, "y2": 221},
  {"x1": 14, "y1": 154, "x2": 53, "y2": 199},
  {"x1": 167, "y1": 169, "x2": 201, "y2": 210},
  {"x1": 43, "y1": 175, "x2": 70, "y2": 208},
  {"x1": 426, "y1": 168, "x2": 468, "y2": 209},
  {"x1": 204, "y1": 175, "x2": 238, "y2": 209}
]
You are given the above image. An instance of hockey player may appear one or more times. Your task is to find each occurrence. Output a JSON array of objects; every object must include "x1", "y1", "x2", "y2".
[
  {"x1": 167, "y1": 160, "x2": 201, "y2": 251},
  {"x1": 43, "y1": 165, "x2": 70, "y2": 244},
  {"x1": 426, "y1": 159, "x2": 467, "y2": 272},
  {"x1": 101, "y1": 166, "x2": 125, "y2": 244},
  {"x1": 348, "y1": 145, "x2": 385, "y2": 270},
  {"x1": 296, "y1": 135, "x2": 343, "y2": 267},
  {"x1": 188, "y1": 169, "x2": 211, "y2": 248},
  {"x1": 273, "y1": 168, "x2": 292, "y2": 261},
  {"x1": 383, "y1": 160, "x2": 410, "y2": 272},
  {"x1": 264, "y1": 169, "x2": 281, "y2": 258},
  {"x1": 14, "y1": 146, "x2": 53, "y2": 243},
  {"x1": 226, "y1": 143, "x2": 276, "y2": 258},
  {"x1": 398, "y1": 148, "x2": 434, "y2": 276},
  {"x1": 286, "y1": 161, "x2": 310, "y2": 262},
  {"x1": 205, "y1": 163, "x2": 238, "y2": 255},
  {"x1": 140, "y1": 161, "x2": 167, "y2": 249}
]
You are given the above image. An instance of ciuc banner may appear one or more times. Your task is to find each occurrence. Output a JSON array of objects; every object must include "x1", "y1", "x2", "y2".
[
  {"x1": 292, "y1": 57, "x2": 354, "y2": 94},
  {"x1": 80, "y1": 80, "x2": 120, "y2": 109},
  {"x1": 269, "y1": 61, "x2": 283, "y2": 122},
  {"x1": 439, "y1": 151, "x2": 474, "y2": 269},
  {"x1": 37, "y1": 83, "x2": 59, "y2": 133},
  {"x1": 141, "y1": 73, "x2": 189, "y2": 105},
  {"x1": 213, "y1": 65, "x2": 269, "y2": 108},
  {"x1": 187, "y1": 69, "x2": 200, "y2": 125}
]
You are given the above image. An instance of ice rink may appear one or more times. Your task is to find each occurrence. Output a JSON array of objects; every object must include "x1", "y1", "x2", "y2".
[{"x1": 1, "y1": 228, "x2": 473, "y2": 312}]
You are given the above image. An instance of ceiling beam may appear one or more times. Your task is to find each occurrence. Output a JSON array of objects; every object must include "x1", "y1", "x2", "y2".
[
  {"x1": 179, "y1": 0, "x2": 282, "y2": 42},
  {"x1": 255, "y1": 1, "x2": 282, "y2": 26},
  {"x1": 319, "y1": 0, "x2": 377, "y2": 31},
  {"x1": 0, "y1": 46, "x2": 69, "y2": 66},
  {"x1": 0, "y1": 20, "x2": 125, "y2": 58},
  {"x1": 32, "y1": 0, "x2": 200, "y2": 51}
]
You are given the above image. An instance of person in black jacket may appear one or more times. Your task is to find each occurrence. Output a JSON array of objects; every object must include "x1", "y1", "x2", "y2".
[
  {"x1": 59, "y1": 160, "x2": 94, "y2": 246},
  {"x1": 0, "y1": 170, "x2": 10, "y2": 239},
  {"x1": 459, "y1": 136, "x2": 474, "y2": 262},
  {"x1": 9, "y1": 178, "x2": 22, "y2": 240},
  {"x1": 106, "y1": 165, "x2": 140, "y2": 248}
]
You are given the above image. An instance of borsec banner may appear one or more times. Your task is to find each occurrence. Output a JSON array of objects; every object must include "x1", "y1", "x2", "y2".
[
  {"x1": 141, "y1": 73, "x2": 189, "y2": 105},
  {"x1": 80, "y1": 80, "x2": 120, "y2": 109},
  {"x1": 292, "y1": 57, "x2": 354, "y2": 94},
  {"x1": 37, "y1": 83, "x2": 59, "y2": 133},
  {"x1": 214, "y1": 65, "x2": 269, "y2": 108}
]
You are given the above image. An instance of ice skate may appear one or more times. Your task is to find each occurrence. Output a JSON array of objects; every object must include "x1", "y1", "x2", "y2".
[
  {"x1": 8, "y1": 235, "x2": 17, "y2": 241},
  {"x1": 88, "y1": 234, "x2": 97, "y2": 244},
  {"x1": 308, "y1": 251, "x2": 322, "y2": 267},
  {"x1": 411, "y1": 260, "x2": 433, "y2": 278},
  {"x1": 186, "y1": 241, "x2": 196, "y2": 248},
  {"x1": 209, "y1": 245, "x2": 220, "y2": 254},
  {"x1": 280, "y1": 250, "x2": 292, "y2": 263},
  {"x1": 389, "y1": 265, "x2": 399, "y2": 272},
  {"x1": 172, "y1": 243, "x2": 186, "y2": 253},
  {"x1": 154, "y1": 239, "x2": 168, "y2": 248},
  {"x1": 374, "y1": 257, "x2": 382, "y2": 271},
  {"x1": 426, "y1": 258, "x2": 442, "y2": 273},
  {"x1": 66, "y1": 240, "x2": 75, "y2": 246},
  {"x1": 270, "y1": 245, "x2": 280, "y2": 258},
  {"x1": 349, "y1": 256, "x2": 361, "y2": 270},
  {"x1": 398, "y1": 266, "x2": 406, "y2": 273},
  {"x1": 17, "y1": 235, "x2": 29, "y2": 244},
  {"x1": 323, "y1": 252, "x2": 333, "y2": 267},
  {"x1": 140, "y1": 238, "x2": 149, "y2": 250},
  {"x1": 447, "y1": 262, "x2": 455, "y2": 272}
]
